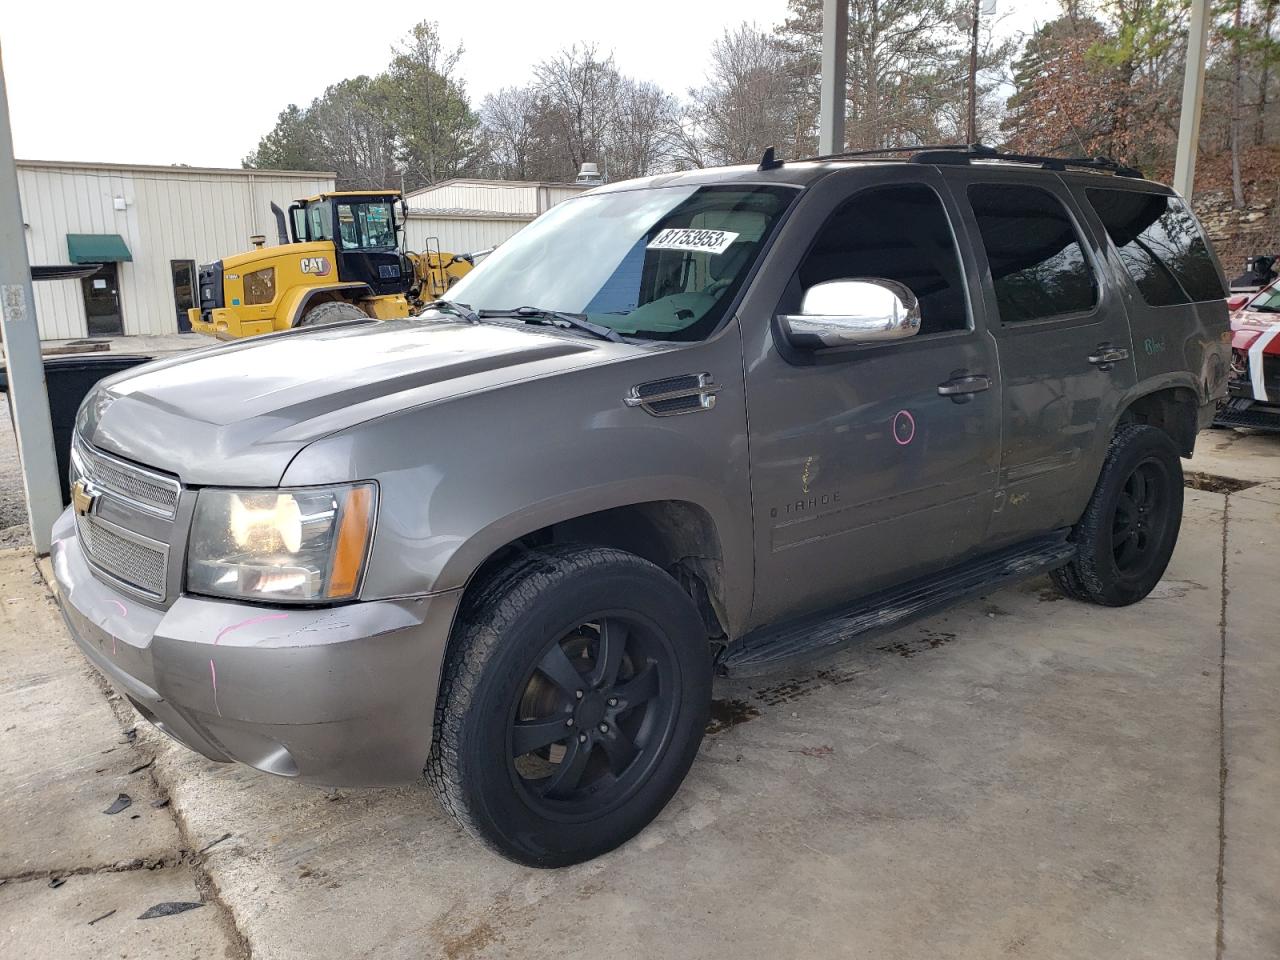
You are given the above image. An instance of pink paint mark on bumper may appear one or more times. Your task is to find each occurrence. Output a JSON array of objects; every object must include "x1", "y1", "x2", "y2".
[
  {"x1": 214, "y1": 613, "x2": 288, "y2": 646},
  {"x1": 209, "y1": 659, "x2": 221, "y2": 717}
]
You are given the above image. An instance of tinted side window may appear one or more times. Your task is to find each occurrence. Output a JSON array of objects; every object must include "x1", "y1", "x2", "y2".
[
  {"x1": 796, "y1": 184, "x2": 968, "y2": 335},
  {"x1": 1085, "y1": 189, "x2": 1224, "y2": 305},
  {"x1": 968, "y1": 184, "x2": 1098, "y2": 323}
]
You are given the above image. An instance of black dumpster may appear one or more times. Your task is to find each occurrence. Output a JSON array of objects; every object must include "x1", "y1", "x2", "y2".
[{"x1": 0, "y1": 353, "x2": 153, "y2": 505}]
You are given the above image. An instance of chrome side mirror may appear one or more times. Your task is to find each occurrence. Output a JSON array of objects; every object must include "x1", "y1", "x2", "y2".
[{"x1": 778, "y1": 279, "x2": 921, "y2": 350}]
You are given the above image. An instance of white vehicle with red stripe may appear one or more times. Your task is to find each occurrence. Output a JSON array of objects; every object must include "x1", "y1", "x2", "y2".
[{"x1": 1217, "y1": 279, "x2": 1280, "y2": 430}]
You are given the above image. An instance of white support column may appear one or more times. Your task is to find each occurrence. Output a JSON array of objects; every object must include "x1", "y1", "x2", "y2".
[
  {"x1": 819, "y1": 0, "x2": 849, "y2": 156},
  {"x1": 1173, "y1": 0, "x2": 1212, "y2": 199},
  {"x1": 0, "y1": 44, "x2": 62, "y2": 554}
]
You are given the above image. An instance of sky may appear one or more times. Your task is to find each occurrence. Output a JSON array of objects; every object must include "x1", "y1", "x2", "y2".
[{"x1": 1, "y1": 0, "x2": 1061, "y2": 170}]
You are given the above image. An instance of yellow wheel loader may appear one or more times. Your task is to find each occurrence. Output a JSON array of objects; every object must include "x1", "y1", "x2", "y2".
[{"x1": 188, "y1": 191, "x2": 478, "y2": 339}]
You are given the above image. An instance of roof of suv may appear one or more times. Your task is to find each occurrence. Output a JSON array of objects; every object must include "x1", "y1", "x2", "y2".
[{"x1": 589, "y1": 153, "x2": 1174, "y2": 197}]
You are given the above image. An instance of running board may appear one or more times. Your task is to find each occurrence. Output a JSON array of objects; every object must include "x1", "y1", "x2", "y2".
[{"x1": 717, "y1": 533, "x2": 1076, "y2": 678}]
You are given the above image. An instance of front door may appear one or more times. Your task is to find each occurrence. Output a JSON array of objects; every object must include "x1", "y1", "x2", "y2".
[
  {"x1": 946, "y1": 172, "x2": 1138, "y2": 546},
  {"x1": 742, "y1": 171, "x2": 1002, "y2": 628},
  {"x1": 171, "y1": 260, "x2": 196, "y2": 333},
  {"x1": 81, "y1": 262, "x2": 122, "y2": 336}
]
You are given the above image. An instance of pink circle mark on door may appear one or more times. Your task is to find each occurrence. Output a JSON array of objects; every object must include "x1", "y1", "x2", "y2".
[{"x1": 892, "y1": 410, "x2": 916, "y2": 446}]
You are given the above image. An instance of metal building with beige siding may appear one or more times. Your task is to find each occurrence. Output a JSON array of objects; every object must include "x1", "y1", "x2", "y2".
[
  {"x1": 17, "y1": 160, "x2": 334, "y2": 340},
  {"x1": 406, "y1": 178, "x2": 589, "y2": 217},
  {"x1": 402, "y1": 178, "x2": 591, "y2": 263},
  {"x1": 404, "y1": 208, "x2": 537, "y2": 257}
]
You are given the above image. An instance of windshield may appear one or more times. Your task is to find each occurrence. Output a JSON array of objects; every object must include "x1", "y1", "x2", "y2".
[
  {"x1": 305, "y1": 203, "x2": 333, "y2": 242},
  {"x1": 337, "y1": 201, "x2": 397, "y2": 250},
  {"x1": 443, "y1": 184, "x2": 797, "y2": 341},
  {"x1": 1247, "y1": 285, "x2": 1280, "y2": 312}
]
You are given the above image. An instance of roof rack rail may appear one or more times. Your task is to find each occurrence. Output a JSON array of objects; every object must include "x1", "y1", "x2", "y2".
[
  {"x1": 796, "y1": 143, "x2": 978, "y2": 163},
  {"x1": 909, "y1": 145, "x2": 1144, "y2": 179},
  {"x1": 791, "y1": 142, "x2": 1144, "y2": 179}
]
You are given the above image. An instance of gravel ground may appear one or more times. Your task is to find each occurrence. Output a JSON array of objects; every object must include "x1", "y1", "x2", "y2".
[{"x1": 0, "y1": 403, "x2": 31, "y2": 549}]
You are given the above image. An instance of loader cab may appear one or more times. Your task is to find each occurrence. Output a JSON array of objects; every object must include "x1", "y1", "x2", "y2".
[{"x1": 288, "y1": 191, "x2": 408, "y2": 296}]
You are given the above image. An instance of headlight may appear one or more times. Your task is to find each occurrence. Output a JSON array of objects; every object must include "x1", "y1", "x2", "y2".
[{"x1": 186, "y1": 484, "x2": 376, "y2": 603}]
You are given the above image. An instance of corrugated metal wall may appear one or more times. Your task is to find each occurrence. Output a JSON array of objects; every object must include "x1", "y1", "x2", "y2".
[
  {"x1": 413, "y1": 182, "x2": 540, "y2": 213},
  {"x1": 408, "y1": 179, "x2": 589, "y2": 215},
  {"x1": 405, "y1": 215, "x2": 532, "y2": 256},
  {"x1": 17, "y1": 162, "x2": 334, "y2": 339},
  {"x1": 545, "y1": 185, "x2": 587, "y2": 207}
]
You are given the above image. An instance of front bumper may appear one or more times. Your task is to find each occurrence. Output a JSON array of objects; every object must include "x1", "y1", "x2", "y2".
[
  {"x1": 188, "y1": 307, "x2": 274, "y2": 340},
  {"x1": 1215, "y1": 395, "x2": 1280, "y2": 431},
  {"x1": 51, "y1": 508, "x2": 461, "y2": 786}
]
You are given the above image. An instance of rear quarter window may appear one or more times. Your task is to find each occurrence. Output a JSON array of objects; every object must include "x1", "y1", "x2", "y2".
[{"x1": 1085, "y1": 189, "x2": 1224, "y2": 306}]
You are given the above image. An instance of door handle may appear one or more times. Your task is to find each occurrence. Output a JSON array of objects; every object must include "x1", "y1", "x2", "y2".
[
  {"x1": 1088, "y1": 344, "x2": 1130, "y2": 370},
  {"x1": 937, "y1": 374, "x2": 991, "y2": 403}
]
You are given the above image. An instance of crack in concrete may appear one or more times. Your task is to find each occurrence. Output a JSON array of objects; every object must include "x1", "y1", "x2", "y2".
[
  {"x1": 0, "y1": 856, "x2": 178, "y2": 885},
  {"x1": 1216, "y1": 493, "x2": 1230, "y2": 960}
]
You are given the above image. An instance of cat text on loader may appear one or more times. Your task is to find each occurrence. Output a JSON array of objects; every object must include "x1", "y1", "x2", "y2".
[{"x1": 188, "y1": 191, "x2": 476, "y2": 339}]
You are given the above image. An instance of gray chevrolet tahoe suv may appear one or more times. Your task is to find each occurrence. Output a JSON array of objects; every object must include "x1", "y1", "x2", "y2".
[{"x1": 53, "y1": 148, "x2": 1231, "y2": 867}]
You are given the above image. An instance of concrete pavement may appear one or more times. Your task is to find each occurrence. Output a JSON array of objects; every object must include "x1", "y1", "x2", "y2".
[
  {"x1": 0, "y1": 556, "x2": 241, "y2": 958},
  {"x1": 4, "y1": 457, "x2": 1278, "y2": 959}
]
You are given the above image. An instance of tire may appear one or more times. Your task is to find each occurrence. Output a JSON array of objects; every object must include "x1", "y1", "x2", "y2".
[
  {"x1": 427, "y1": 545, "x2": 712, "y2": 867},
  {"x1": 295, "y1": 301, "x2": 368, "y2": 328},
  {"x1": 1051, "y1": 424, "x2": 1184, "y2": 606}
]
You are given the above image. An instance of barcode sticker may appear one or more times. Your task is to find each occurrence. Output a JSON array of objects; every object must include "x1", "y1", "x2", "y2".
[{"x1": 647, "y1": 229, "x2": 740, "y2": 255}]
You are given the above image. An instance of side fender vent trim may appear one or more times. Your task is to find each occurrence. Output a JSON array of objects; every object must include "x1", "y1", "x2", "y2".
[{"x1": 625, "y1": 373, "x2": 721, "y2": 417}]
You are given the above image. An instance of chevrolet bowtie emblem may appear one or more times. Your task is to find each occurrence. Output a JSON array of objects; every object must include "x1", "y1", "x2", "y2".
[{"x1": 71, "y1": 478, "x2": 98, "y2": 517}]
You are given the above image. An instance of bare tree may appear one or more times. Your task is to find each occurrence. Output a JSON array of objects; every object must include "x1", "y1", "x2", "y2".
[
  {"x1": 481, "y1": 86, "x2": 540, "y2": 180},
  {"x1": 688, "y1": 24, "x2": 805, "y2": 166},
  {"x1": 533, "y1": 44, "x2": 620, "y2": 177},
  {"x1": 606, "y1": 78, "x2": 680, "y2": 179}
]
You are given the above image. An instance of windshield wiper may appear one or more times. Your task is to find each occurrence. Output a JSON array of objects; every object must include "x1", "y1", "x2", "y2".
[
  {"x1": 478, "y1": 306, "x2": 624, "y2": 343},
  {"x1": 424, "y1": 300, "x2": 481, "y2": 324}
]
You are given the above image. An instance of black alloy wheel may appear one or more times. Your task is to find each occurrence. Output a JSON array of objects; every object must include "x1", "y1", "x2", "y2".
[
  {"x1": 1110, "y1": 458, "x2": 1174, "y2": 575},
  {"x1": 428, "y1": 545, "x2": 712, "y2": 867},
  {"x1": 1052, "y1": 423, "x2": 1184, "y2": 606},
  {"x1": 509, "y1": 614, "x2": 679, "y2": 818}
]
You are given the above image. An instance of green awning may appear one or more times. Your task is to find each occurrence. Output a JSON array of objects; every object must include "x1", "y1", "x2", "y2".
[{"x1": 66, "y1": 233, "x2": 132, "y2": 264}]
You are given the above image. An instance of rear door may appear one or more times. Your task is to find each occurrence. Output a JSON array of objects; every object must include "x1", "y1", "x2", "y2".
[
  {"x1": 741, "y1": 169, "x2": 1001, "y2": 628},
  {"x1": 944, "y1": 171, "x2": 1137, "y2": 546}
]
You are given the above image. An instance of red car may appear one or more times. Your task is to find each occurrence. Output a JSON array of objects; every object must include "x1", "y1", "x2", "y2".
[{"x1": 1217, "y1": 279, "x2": 1280, "y2": 430}]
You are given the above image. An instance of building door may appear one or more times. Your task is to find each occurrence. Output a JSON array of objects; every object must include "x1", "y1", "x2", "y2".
[
  {"x1": 171, "y1": 260, "x2": 196, "y2": 332},
  {"x1": 80, "y1": 263, "x2": 123, "y2": 336}
]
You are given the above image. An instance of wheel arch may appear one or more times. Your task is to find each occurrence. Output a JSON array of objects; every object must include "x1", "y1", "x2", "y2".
[
  {"x1": 282, "y1": 283, "x2": 373, "y2": 328},
  {"x1": 1113, "y1": 379, "x2": 1201, "y2": 457},
  {"x1": 451, "y1": 497, "x2": 734, "y2": 646}
]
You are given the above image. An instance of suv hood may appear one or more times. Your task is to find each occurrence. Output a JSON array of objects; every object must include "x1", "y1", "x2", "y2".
[{"x1": 79, "y1": 318, "x2": 629, "y2": 486}]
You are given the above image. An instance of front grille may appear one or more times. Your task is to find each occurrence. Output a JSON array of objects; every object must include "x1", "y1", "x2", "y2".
[
  {"x1": 197, "y1": 260, "x2": 224, "y2": 312},
  {"x1": 74, "y1": 512, "x2": 168, "y2": 599},
  {"x1": 1214, "y1": 399, "x2": 1280, "y2": 432},
  {"x1": 73, "y1": 439, "x2": 179, "y2": 517},
  {"x1": 1265, "y1": 356, "x2": 1280, "y2": 396},
  {"x1": 70, "y1": 438, "x2": 179, "y2": 601}
]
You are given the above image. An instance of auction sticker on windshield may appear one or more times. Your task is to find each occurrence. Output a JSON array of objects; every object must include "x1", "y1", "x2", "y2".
[{"x1": 648, "y1": 228, "x2": 740, "y2": 255}]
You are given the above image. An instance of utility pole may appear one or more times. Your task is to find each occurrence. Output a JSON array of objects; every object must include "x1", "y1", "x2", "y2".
[
  {"x1": 967, "y1": 0, "x2": 981, "y2": 144},
  {"x1": 819, "y1": 0, "x2": 849, "y2": 155},
  {"x1": 0, "y1": 43, "x2": 61, "y2": 554},
  {"x1": 1173, "y1": 0, "x2": 1212, "y2": 199}
]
